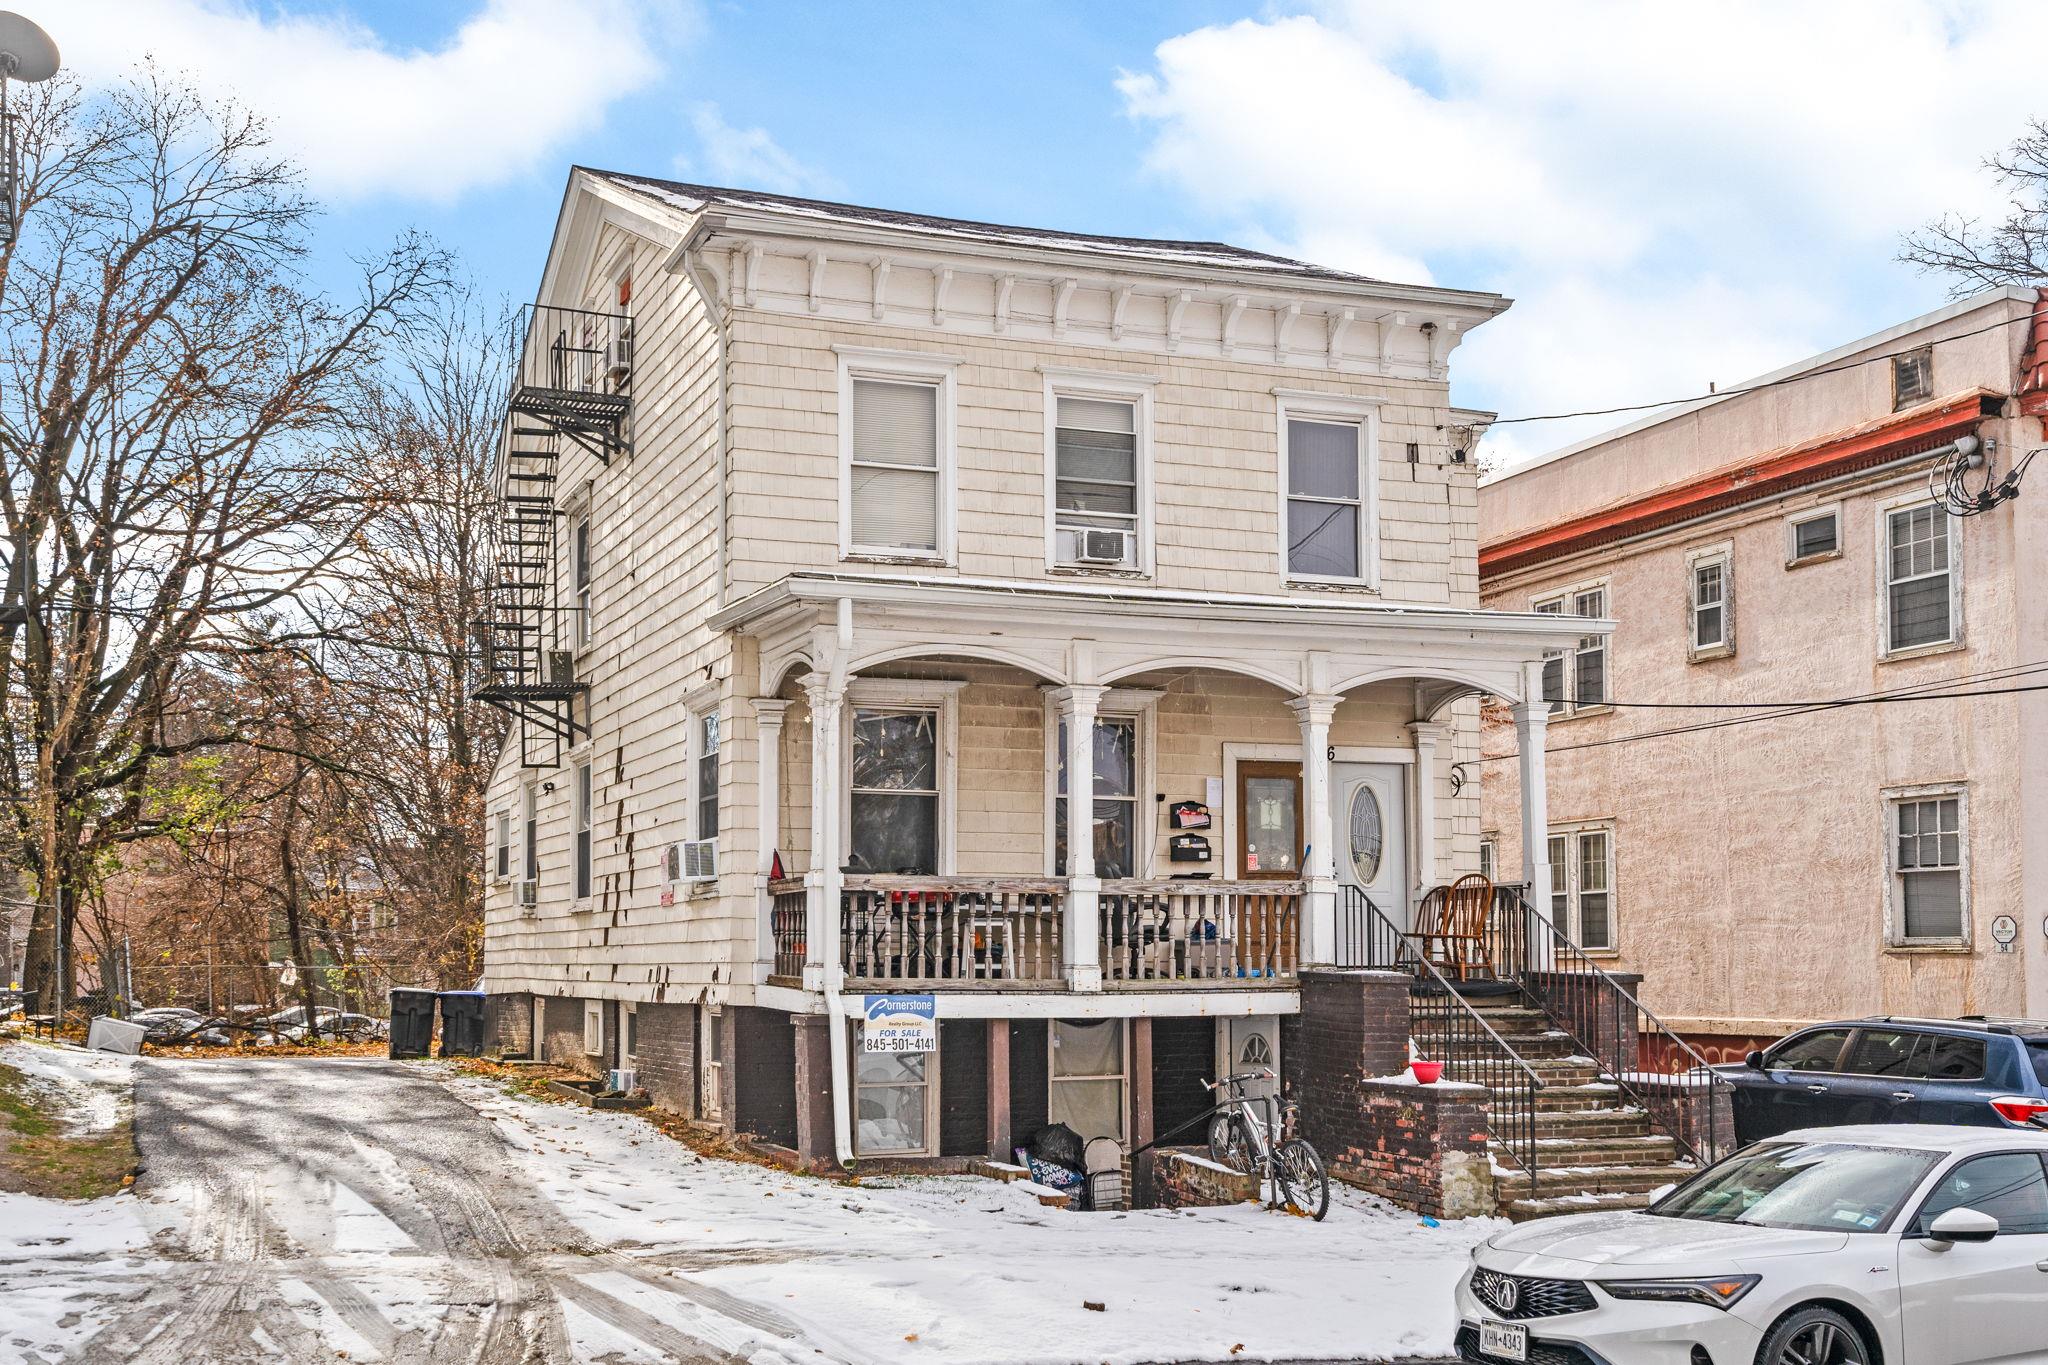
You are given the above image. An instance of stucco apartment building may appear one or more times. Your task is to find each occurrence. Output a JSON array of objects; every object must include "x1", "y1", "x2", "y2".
[
  {"x1": 1479, "y1": 287, "x2": 2048, "y2": 1060},
  {"x1": 474, "y1": 167, "x2": 1599, "y2": 1178}
]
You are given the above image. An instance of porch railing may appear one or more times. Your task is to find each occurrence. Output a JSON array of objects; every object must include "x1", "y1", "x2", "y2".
[
  {"x1": 1341, "y1": 886, "x2": 1545, "y2": 1178},
  {"x1": 841, "y1": 876, "x2": 1065, "y2": 985},
  {"x1": 1492, "y1": 887, "x2": 1732, "y2": 1167},
  {"x1": 1099, "y1": 880, "x2": 1299, "y2": 984},
  {"x1": 769, "y1": 877, "x2": 808, "y2": 980}
]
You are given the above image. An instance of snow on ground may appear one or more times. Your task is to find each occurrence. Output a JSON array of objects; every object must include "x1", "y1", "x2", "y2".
[
  {"x1": 439, "y1": 1064, "x2": 1501, "y2": 1364},
  {"x1": 3, "y1": 1037, "x2": 137, "y2": 1132}
]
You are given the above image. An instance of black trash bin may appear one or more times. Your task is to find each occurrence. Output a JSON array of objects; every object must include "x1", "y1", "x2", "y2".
[
  {"x1": 388, "y1": 988, "x2": 438, "y2": 1059},
  {"x1": 437, "y1": 990, "x2": 486, "y2": 1058}
]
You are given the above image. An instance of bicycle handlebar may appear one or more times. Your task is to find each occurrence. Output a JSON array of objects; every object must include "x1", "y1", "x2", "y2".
[{"x1": 1202, "y1": 1068, "x2": 1277, "y2": 1091}]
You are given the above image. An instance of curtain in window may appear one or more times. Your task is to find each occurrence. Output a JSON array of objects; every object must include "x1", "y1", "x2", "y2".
[
  {"x1": 1049, "y1": 1019, "x2": 1125, "y2": 1142},
  {"x1": 850, "y1": 379, "x2": 939, "y2": 551}
]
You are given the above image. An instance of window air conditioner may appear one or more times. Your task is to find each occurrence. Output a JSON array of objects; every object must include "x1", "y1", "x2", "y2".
[
  {"x1": 1076, "y1": 528, "x2": 1133, "y2": 565},
  {"x1": 604, "y1": 325, "x2": 633, "y2": 387},
  {"x1": 517, "y1": 879, "x2": 539, "y2": 912},
  {"x1": 667, "y1": 839, "x2": 717, "y2": 882}
]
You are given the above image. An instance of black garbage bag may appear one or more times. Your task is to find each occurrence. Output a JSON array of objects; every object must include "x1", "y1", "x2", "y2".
[{"x1": 1029, "y1": 1122, "x2": 1084, "y2": 1172}]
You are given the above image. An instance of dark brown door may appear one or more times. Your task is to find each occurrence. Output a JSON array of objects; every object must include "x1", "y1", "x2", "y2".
[{"x1": 1235, "y1": 761, "x2": 1303, "y2": 879}]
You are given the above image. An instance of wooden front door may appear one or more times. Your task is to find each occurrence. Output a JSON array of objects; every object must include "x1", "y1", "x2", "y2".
[{"x1": 1235, "y1": 761, "x2": 1303, "y2": 879}]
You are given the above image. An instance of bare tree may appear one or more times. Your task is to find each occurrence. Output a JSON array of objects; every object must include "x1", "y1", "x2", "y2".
[
  {"x1": 1902, "y1": 119, "x2": 2048, "y2": 294},
  {"x1": 0, "y1": 68, "x2": 448, "y2": 1009}
]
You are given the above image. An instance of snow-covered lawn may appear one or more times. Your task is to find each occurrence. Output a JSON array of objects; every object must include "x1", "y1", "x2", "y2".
[{"x1": 441, "y1": 1064, "x2": 1500, "y2": 1363}]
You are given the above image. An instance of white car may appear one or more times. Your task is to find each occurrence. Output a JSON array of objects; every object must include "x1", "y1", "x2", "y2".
[{"x1": 1457, "y1": 1124, "x2": 2048, "y2": 1365}]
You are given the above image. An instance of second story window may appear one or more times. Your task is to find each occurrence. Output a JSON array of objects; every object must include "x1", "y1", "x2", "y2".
[
  {"x1": 1052, "y1": 394, "x2": 1141, "y2": 570},
  {"x1": 573, "y1": 760, "x2": 593, "y2": 901},
  {"x1": 696, "y1": 711, "x2": 720, "y2": 842},
  {"x1": 1284, "y1": 417, "x2": 1367, "y2": 580},
  {"x1": 521, "y1": 783, "x2": 539, "y2": 884},
  {"x1": 1535, "y1": 585, "x2": 1608, "y2": 713},
  {"x1": 572, "y1": 514, "x2": 593, "y2": 649},
  {"x1": 1883, "y1": 502, "x2": 1957, "y2": 655},
  {"x1": 841, "y1": 354, "x2": 954, "y2": 560},
  {"x1": 493, "y1": 810, "x2": 512, "y2": 882},
  {"x1": 1688, "y1": 547, "x2": 1733, "y2": 659},
  {"x1": 1787, "y1": 508, "x2": 1839, "y2": 565}
]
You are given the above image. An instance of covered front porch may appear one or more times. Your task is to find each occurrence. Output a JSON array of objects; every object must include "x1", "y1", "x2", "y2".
[{"x1": 718, "y1": 572, "x2": 1584, "y2": 999}]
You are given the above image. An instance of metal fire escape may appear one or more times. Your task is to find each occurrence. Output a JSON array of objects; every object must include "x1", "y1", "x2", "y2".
[{"x1": 474, "y1": 304, "x2": 632, "y2": 768}]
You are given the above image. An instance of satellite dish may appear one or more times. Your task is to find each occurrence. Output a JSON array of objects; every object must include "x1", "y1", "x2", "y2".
[{"x1": 0, "y1": 12, "x2": 58, "y2": 83}]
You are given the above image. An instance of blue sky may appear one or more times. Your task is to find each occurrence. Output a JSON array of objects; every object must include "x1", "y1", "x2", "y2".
[{"x1": 55, "y1": 1, "x2": 2048, "y2": 460}]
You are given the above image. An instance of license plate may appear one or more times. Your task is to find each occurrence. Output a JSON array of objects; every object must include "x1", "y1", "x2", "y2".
[{"x1": 1479, "y1": 1320, "x2": 1528, "y2": 1363}]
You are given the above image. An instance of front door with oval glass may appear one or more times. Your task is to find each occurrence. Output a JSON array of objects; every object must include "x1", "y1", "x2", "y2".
[{"x1": 1332, "y1": 762, "x2": 1408, "y2": 927}]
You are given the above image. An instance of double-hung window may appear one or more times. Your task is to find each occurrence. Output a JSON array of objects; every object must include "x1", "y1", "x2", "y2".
[
  {"x1": 1688, "y1": 547, "x2": 1733, "y2": 659},
  {"x1": 493, "y1": 810, "x2": 512, "y2": 882},
  {"x1": 840, "y1": 351, "x2": 953, "y2": 561},
  {"x1": 1050, "y1": 390, "x2": 1143, "y2": 570},
  {"x1": 1547, "y1": 824, "x2": 1615, "y2": 951},
  {"x1": 1883, "y1": 501, "x2": 1958, "y2": 655},
  {"x1": 572, "y1": 514, "x2": 593, "y2": 650},
  {"x1": 1054, "y1": 715, "x2": 1139, "y2": 879},
  {"x1": 1535, "y1": 585, "x2": 1608, "y2": 712},
  {"x1": 696, "y1": 711, "x2": 720, "y2": 843},
  {"x1": 572, "y1": 760, "x2": 593, "y2": 901},
  {"x1": 1889, "y1": 789, "x2": 1966, "y2": 945},
  {"x1": 849, "y1": 707, "x2": 941, "y2": 875},
  {"x1": 1283, "y1": 414, "x2": 1372, "y2": 581},
  {"x1": 521, "y1": 784, "x2": 539, "y2": 885}
]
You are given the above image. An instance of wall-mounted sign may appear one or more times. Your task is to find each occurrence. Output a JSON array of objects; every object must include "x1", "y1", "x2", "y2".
[
  {"x1": 1992, "y1": 915, "x2": 2018, "y2": 954},
  {"x1": 1170, "y1": 801, "x2": 1211, "y2": 830},
  {"x1": 862, "y1": 994, "x2": 936, "y2": 1053}
]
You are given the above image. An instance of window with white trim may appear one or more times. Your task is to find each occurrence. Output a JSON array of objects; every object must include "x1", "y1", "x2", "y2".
[
  {"x1": 1688, "y1": 548, "x2": 1732, "y2": 659},
  {"x1": 1787, "y1": 508, "x2": 1839, "y2": 565},
  {"x1": 855, "y1": 1045, "x2": 932, "y2": 1155},
  {"x1": 849, "y1": 707, "x2": 940, "y2": 874},
  {"x1": 1051, "y1": 393, "x2": 1141, "y2": 569},
  {"x1": 572, "y1": 760, "x2": 593, "y2": 901},
  {"x1": 1049, "y1": 1018, "x2": 1127, "y2": 1143},
  {"x1": 493, "y1": 810, "x2": 512, "y2": 882},
  {"x1": 572, "y1": 513, "x2": 593, "y2": 649},
  {"x1": 696, "y1": 710, "x2": 720, "y2": 843},
  {"x1": 1054, "y1": 715, "x2": 1139, "y2": 879},
  {"x1": 521, "y1": 784, "x2": 538, "y2": 883},
  {"x1": 1547, "y1": 824, "x2": 1615, "y2": 951},
  {"x1": 1535, "y1": 584, "x2": 1608, "y2": 712},
  {"x1": 1478, "y1": 836, "x2": 1498, "y2": 883},
  {"x1": 583, "y1": 1000, "x2": 603, "y2": 1055},
  {"x1": 1284, "y1": 416, "x2": 1369, "y2": 580},
  {"x1": 623, "y1": 1001, "x2": 638, "y2": 1062},
  {"x1": 1889, "y1": 790, "x2": 1966, "y2": 945},
  {"x1": 1884, "y1": 502, "x2": 1957, "y2": 654},
  {"x1": 844, "y1": 363, "x2": 947, "y2": 558}
]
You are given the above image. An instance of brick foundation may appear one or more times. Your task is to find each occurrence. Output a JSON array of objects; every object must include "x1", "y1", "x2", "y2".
[
  {"x1": 484, "y1": 992, "x2": 532, "y2": 1056},
  {"x1": 1149, "y1": 1148, "x2": 1257, "y2": 1209},
  {"x1": 536, "y1": 994, "x2": 604, "y2": 1077},
  {"x1": 632, "y1": 1001, "x2": 700, "y2": 1118}
]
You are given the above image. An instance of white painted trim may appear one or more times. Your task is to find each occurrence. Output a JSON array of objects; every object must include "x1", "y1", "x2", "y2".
[
  {"x1": 843, "y1": 678, "x2": 966, "y2": 874},
  {"x1": 1874, "y1": 489, "x2": 1965, "y2": 662},
  {"x1": 1041, "y1": 687, "x2": 1162, "y2": 877},
  {"x1": 1881, "y1": 782, "x2": 1971, "y2": 950},
  {"x1": 836, "y1": 350, "x2": 958, "y2": 565},
  {"x1": 1547, "y1": 818, "x2": 1618, "y2": 952},
  {"x1": 1276, "y1": 393, "x2": 1383, "y2": 589},
  {"x1": 1531, "y1": 577, "x2": 1611, "y2": 716},
  {"x1": 1041, "y1": 369, "x2": 1157, "y2": 577},
  {"x1": 1785, "y1": 502, "x2": 1844, "y2": 568},
  {"x1": 1683, "y1": 540, "x2": 1735, "y2": 662}
]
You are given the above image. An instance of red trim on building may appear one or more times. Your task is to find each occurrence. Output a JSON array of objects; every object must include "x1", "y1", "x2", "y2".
[
  {"x1": 1479, "y1": 392, "x2": 1994, "y2": 579},
  {"x1": 2018, "y1": 287, "x2": 2048, "y2": 433}
]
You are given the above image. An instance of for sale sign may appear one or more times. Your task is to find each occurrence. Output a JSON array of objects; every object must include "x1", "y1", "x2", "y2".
[{"x1": 862, "y1": 994, "x2": 936, "y2": 1053}]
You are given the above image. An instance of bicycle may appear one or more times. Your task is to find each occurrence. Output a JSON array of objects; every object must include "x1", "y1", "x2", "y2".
[{"x1": 1203, "y1": 1068, "x2": 1330, "y2": 1221}]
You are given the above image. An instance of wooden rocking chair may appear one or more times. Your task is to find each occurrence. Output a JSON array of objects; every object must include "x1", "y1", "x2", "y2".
[{"x1": 1409, "y1": 873, "x2": 1497, "y2": 980}]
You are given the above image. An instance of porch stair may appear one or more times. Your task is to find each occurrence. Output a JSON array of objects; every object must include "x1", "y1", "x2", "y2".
[{"x1": 1454, "y1": 991, "x2": 1693, "y2": 1222}]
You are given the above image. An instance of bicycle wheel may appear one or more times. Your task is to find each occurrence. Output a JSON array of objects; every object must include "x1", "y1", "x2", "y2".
[
  {"x1": 1207, "y1": 1111, "x2": 1252, "y2": 1172},
  {"x1": 1276, "y1": 1138, "x2": 1330, "y2": 1221}
]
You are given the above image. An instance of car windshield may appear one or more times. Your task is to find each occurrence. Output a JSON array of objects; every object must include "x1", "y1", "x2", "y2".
[{"x1": 1650, "y1": 1141, "x2": 1941, "y2": 1233}]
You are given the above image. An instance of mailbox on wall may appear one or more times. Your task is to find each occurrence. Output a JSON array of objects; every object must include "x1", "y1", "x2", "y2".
[{"x1": 1169, "y1": 833, "x2": 1212, "y2": 863}]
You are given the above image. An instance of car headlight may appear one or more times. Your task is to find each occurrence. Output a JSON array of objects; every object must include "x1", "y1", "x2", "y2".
[{"x1": 1595, "y1": 1275, "x2": 1760, "y2": 1310}]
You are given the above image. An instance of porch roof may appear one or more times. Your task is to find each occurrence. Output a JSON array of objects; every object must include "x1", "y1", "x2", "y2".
[{"x1": 713, "y1": 571, "x2": 1599, "y2": 707}]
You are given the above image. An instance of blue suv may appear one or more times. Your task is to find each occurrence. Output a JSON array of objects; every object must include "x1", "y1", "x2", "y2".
[{"x1": 1719, "y1": 1016, "x2": 2048, "y2": 1144}]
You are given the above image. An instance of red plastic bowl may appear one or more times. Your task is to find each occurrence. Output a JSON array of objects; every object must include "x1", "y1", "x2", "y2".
[{"x1": 1411, "y1": 1061, "x2": 1444, "y2": 1084}]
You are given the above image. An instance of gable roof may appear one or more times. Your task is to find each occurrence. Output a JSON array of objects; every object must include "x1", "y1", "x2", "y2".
[{"x1": 587, "y1": 168, "x2": 1384, "y2": 285}]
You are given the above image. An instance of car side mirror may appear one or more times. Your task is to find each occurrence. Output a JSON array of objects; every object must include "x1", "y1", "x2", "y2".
[
  {"x1": 1744, "y1": 1050, "x2": 1765, "y2": 1070},
  {"x1": 1927, "y1": 1207, "x2": 2000, "y2": 1247}
]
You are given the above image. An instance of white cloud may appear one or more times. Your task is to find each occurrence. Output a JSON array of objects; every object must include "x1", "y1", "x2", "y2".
[
  {"x1": 52, "y1": 0, "x2": 691, "y2": 202},
  {"x1": 1118, "y1": 2, "x2": 2048, "y2": 460},
  {"x1": 678, "y1": 102, "x2": 837, "y2": 196}
]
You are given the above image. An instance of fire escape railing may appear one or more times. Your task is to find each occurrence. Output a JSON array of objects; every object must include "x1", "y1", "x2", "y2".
[
  {"x1": 473, "y1": 303, "x2": 631, "y2": 768},
  {"x1": 1490, "y1": 886, "x2": 1732, "y2": 1168},
  {"x1": 1340, "y1": 886, "x2": 1545, "y2": 1180}
]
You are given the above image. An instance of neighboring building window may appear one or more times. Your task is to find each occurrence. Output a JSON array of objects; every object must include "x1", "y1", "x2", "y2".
[
  {"x1": 855, "y1": 1046, "x2": 931, "y2": 1155},
  {"x1": 1535, "y1": 585, "x2": 1608, "y2": 712},
  {"x1": 583, "y1": 1001, "x2": 603, "y2": 1055},
  {"x1": 1051, "y1": 394, "x2": 1141, "y2": 569},
  {"x1": 847, "y1": 375, "x2": 942, "y2": 556},
  {"x1": 493, "y1": 810, "x2": 512, "y2": 881},
  {"x1": 573, "y1": 760, "x2": 593, "y2": 900},
  {"x1": 1787, "y1": 508, "x2": 1839, "y2": 565},
  {"x1": 1284, "y1": 416, "x2": 1368, "y2": 579},
  {"x1": 1884, "y1": 502, "x2": 1957, "y2": 654},
  {"x1": 696, "y1": 711, "x2": 721, "y2": 841},
  {"x1": 1547, "y1": 824, "x2": 1615, "y2": 951},
  {"x1": 1892, "y1": 346, "x2": 1933, "y2": 410},
  {"x1": 1890, "y1": 791, "x2": 1965, "y2": 944},
  {"x1": 1688, "y1": 550, "x2": 1732, "y2": 658},
  {"x1": 1049, "y1": 1019, "x2": 1127, "y2": 1142},
  {"x1": 1478, "y1": 836, "x2": 1498, "y2": 883},
  {"x1": 1054, "y1": 716, "x2": 1138, "y2": 879},
  {"x1": 572, "y1": 514, "x2": 593, "y2": 649},
  {"x1": 849, "y1": 707, "x2": 940, "y2": 874}
]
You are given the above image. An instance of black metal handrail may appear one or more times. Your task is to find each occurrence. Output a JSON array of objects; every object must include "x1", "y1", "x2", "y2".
[
  {"x1": 1342, "y1": 887, "x2": 1545, "y2": 1179},
  {"x1": 1491, "y1": 886, "x2": 1731, "y2": 1167},
  {"x1": 513, "y1": 302, "x2": 632, "y2": 398}
]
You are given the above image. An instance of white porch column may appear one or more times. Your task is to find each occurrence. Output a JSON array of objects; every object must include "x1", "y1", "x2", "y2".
[
  {"x1": 1511, "y1": 661, "x2": 1553, "y2": 920},
  {"x1": 751, "y1": 699, "x2": 790, "y2": 975},
  {"x1": 1287, "y1": 694, "x2": 1341, "y2": 965},
  {"x1": 1049, "y1": 685, "x2": 1107, "y2": 991},
  {"x1": 801, "y1": 677, "x2": 846, "y2": 993},
  {"x1": 1407, "y1": 720, "x2": 1451, "y2": 897}
]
